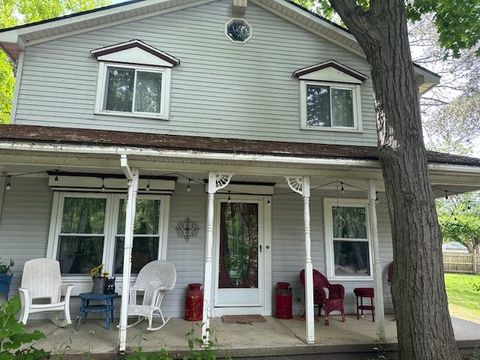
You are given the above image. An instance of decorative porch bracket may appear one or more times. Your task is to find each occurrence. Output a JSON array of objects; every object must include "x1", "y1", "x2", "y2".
[
  {"x1": 368, "y1": 179, "x2": 386, "y2": 341},
  {"x1": 202, "y1": 172, "x2": 233, "y2": 343},
  {"x1": 118, "y1": 156, "x2": 139, "y2": 354},
  {"x1": 285, "y1": 176, "x2": 315, "y2": 344}
]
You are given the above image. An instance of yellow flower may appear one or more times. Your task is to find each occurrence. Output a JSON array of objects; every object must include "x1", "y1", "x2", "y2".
[{"x1": 89, "y1": 264, "x2": 104, "y2": 278}]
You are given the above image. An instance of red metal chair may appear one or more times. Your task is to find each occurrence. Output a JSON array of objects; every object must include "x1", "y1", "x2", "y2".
[{"x1": 300, "y1": 269, "x2": 345, "y2": 325}]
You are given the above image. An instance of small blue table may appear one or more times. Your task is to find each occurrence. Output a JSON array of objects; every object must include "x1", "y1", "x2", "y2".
[{"x1": 77, "y1": 292, "x2": 118, "y2": 330}]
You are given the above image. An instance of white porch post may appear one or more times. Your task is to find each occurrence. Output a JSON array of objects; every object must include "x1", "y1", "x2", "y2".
[
  {"x1": 368, "y1": 179, "x2": 385, "y2": 341},
  {"x1": 202, "y1": 172, "x2": 233, "y2": 342},
  {"x1": 286, "y1": 176, "x2": 315, "y2": 344},
  {"x1": 118, "y1": 156, "x2": 139, "y2": 354}
]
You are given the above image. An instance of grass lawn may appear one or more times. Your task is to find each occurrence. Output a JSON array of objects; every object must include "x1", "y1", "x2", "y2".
[{"x1": 445, "y1": 273, "x2": 480, "y2": 324}]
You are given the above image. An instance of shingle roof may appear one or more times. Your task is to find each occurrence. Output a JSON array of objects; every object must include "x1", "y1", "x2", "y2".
[{"x1": 0, "y1": 125, "x2": 478, "y2": 167}]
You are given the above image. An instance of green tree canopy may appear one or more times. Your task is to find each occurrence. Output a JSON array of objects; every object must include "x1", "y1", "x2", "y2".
[
  {"x1": 0, "y1": 0, "x2": 111, "y2": 124},
  {"x1": 309, "y1": 0, "x2": 480, "y2": 58},
  {"x1": 407, "y1": 0, "x2": 480, "y2": 58},
  {"x1": 438, "y1": 195, "x2": 480, "y2": 253}
]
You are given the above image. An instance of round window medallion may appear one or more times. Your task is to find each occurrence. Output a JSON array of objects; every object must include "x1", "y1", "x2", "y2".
[{"x1": 226, "y1": 19, "x2": 252, "y2": 43}]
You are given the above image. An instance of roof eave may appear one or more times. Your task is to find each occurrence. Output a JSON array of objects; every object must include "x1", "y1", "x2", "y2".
[
  {"x1": 0, "y1": 30, "x2": 21, "y2": 62},
  {"x1": 414, "y1": 63, "x2": 441, "y2": 94}
]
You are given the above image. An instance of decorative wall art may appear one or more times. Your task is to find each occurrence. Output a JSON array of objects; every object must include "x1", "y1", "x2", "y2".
[{"x1": 176, "y1": 217, "x2": 200, "y2": 241}]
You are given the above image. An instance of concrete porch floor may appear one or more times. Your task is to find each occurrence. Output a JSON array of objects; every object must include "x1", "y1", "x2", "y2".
[{"x1": 26, "y1": 315, "x2": 480, "y2": 359}]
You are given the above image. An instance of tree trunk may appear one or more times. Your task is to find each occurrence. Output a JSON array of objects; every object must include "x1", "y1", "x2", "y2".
[{"x1": 329, "y1": 1, "x2": 461, "y2": 359}]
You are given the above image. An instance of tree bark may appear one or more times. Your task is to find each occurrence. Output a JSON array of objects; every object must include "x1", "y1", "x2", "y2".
[{"x1": 328, "y1": 1, "x2": 461, "y2": 359}]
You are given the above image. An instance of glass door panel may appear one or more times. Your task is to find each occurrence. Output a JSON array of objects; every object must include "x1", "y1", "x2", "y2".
[
  {"x1": 215, "y1": 200, "x2": 262, "y2": 308},
  {"x1": 218, "y1": 202, "x2": 259, "y2": 289}
]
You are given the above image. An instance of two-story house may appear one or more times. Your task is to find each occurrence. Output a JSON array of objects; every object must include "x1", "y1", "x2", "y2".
[{"x1": 0, "y1": 0, "x2": 479, "y2": 354}]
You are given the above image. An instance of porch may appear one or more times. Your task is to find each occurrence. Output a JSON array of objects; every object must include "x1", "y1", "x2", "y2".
[
  {"x1": 1, "y1": 126, "x2": 480, "y2": 355},
  {"x1": 26, "y1": 315, "x2": 480, "y2": 359}
]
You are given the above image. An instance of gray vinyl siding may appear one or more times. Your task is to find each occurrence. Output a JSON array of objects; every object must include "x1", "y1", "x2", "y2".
[
  {"x1": 0, "y1": 177, "x2": 52, "y2": 299},
  {"x1": 15, "y1": 0, "x2": 377, "y2": 147},
  {"x1": 0, "y1": 178, "x2": 393, "y2": 316},
  {"x1": 164, "y1": 183, "x2": 206, "y2": 317}
]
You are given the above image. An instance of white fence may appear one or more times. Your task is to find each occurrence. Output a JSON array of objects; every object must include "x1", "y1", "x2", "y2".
[{"x1": 443, "y1": 252, "x2": 480, "y2": 274}]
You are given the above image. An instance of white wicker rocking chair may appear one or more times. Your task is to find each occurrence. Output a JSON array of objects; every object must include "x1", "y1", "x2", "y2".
[{"x1": 127, "y1": 260, "x2": 176, "y2": 331}]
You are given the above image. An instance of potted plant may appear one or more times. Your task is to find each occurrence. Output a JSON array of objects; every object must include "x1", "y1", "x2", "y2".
[
  {"x1": 89, "y1": 264, "x2": 109, "y2": 294},
  {"x1": 0, "y1": 258, "x2": 14, "y2": 299}
]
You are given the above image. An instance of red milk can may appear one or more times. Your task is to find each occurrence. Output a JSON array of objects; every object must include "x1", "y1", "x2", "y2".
[
  {"x1": 275, "y1": 282, "x2": 293, "y2": 319},
  {"x1": 185, "y1": 283, "x2": 204, "y2": 321}
]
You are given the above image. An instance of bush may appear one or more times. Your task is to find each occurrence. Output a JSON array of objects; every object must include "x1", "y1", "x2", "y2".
[
  {"x1": 0, "y1": 297, "x2": 49, "y2": 360},
  {"x1": 125, "y1": 326, "x2": 230, "y2": 360}
]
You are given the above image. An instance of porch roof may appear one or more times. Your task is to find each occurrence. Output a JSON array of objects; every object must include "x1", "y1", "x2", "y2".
[{"x1": 0, "y1": 124, "x2": 479, "y2": 168}]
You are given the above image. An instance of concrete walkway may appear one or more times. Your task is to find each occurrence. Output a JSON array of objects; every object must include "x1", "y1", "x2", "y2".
[{"x1": 26, "y1": 315, "x2": 480, "y2": 358}]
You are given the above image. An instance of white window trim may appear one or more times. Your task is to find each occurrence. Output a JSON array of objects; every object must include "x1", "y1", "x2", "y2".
[
  {"x1": 300, "y1": 81, "x2": 363, "y2": 132},
  {"x1": 324, "y1": 198, "x2": 373, "y2": 281},
  {"x1": 94, "y1": 62, "x2": 171, "y2": 120},
  {"x1": 46, "y1": 192, "x2": 170, "y2": 293}
]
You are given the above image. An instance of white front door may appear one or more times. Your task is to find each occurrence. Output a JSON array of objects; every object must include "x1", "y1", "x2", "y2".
[{"x1": 213, "y1": 196, "x2": 270, "y2": 313}]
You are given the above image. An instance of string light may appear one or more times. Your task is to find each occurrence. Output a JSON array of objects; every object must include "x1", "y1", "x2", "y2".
[{"x1": 8, "y1": 169, "x2": 468, "y2": 210}]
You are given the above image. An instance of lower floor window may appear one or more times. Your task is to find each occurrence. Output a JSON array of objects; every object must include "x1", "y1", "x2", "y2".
[
  {"x1": 333, "y1": 240, "x2": 370, "y2": 276},
  {"x1": 49, "y1": 193, "x2": 169, "y2": 277},
  {"x1": 324, "y1": 198, "x2": 372, "y2": 280}
]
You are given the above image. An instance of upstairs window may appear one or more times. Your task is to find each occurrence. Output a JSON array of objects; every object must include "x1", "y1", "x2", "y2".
[
  {"x1": 304, "y1": 83, "x2": 355, "y2": 128},
  {"x1": 293, "y1": 61, "x2": 367, "y2": 132},
  {"x1": 91, "y1": 40, "x2": 180, "y2": 120},
  {"x1": 103, "y1": 65, "x2": 165, "y2": 116}
]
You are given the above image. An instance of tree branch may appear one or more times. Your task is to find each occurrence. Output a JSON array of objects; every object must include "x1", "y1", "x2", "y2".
[
  {"x1": 329, "y1": 0, "x2": 377, "y2": 50},
  {"x1": 420, "y1": 97, "x2": 449, "y2": 105}
]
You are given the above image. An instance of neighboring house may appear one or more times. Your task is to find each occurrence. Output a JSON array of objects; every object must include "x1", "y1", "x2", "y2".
[
  {"x1": 442, "y1": 242, "x2": 469, "y2": 253},
  {"x1": 0, "y1": 0, "x2": 479, "y2": 352}
]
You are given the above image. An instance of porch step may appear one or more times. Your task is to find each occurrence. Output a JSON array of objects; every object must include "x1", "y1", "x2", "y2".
[{"x1": 63, "y1": 340, "x2": 477, "y2": 360}]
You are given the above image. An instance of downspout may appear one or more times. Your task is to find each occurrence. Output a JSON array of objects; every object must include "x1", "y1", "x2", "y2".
[{"x1": 118, "y1": 155, "x2": 139, "y2": 354}]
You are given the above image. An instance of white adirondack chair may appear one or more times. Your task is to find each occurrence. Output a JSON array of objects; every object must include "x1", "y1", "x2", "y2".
[
  {"x1": 19, "y1": 258, "x2": 74, "y2": 326},
  {"x1": 127, "y1": 260, "x2": 176, "y2": 331}
]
